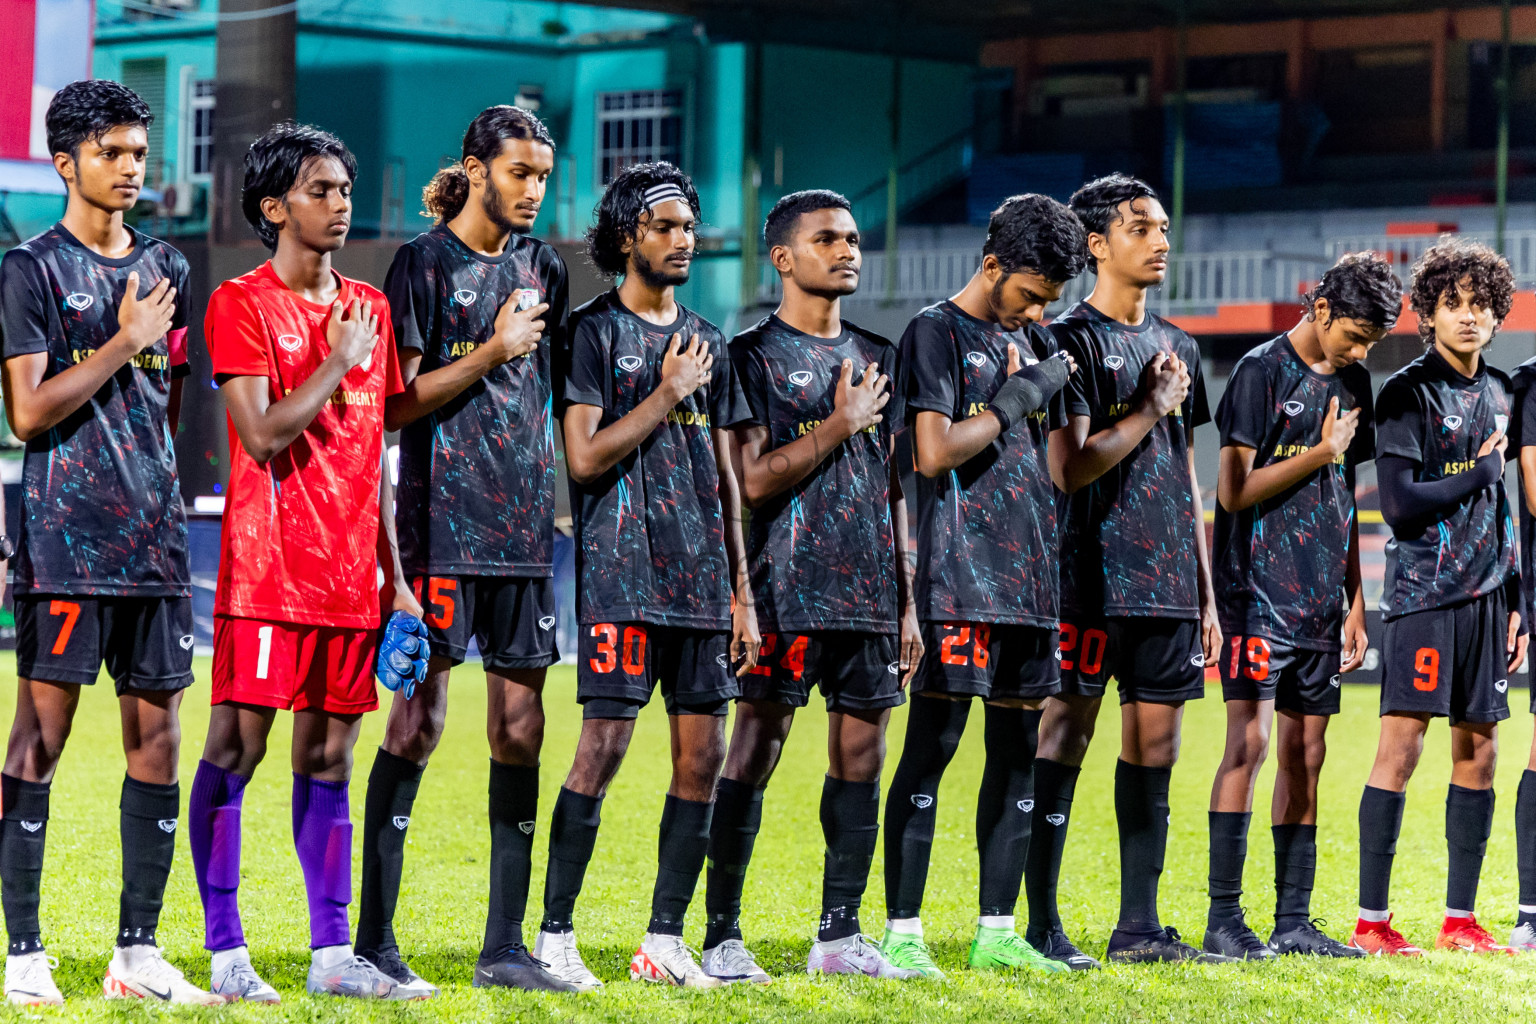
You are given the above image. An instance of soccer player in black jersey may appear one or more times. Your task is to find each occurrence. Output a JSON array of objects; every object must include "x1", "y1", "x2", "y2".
[
  {"x1": 1027, "y1": 174, "x2": 1225, "y2": 966},
  {"x1": 1350, "y1": 239, "x2": 1525, "y2": 957},
  {"x1": 1205, "y1": 254, "x2": 1400, "y2": 960},
  {"x1": 0, "y1": 80, "x2": 218, "y2": 1005},
  {"x1": 698, "y1": 190, "x2": 920, "y2": 983},
  {"x1": 1511, "y1": 304, "x2": 1536, "y2": 951},
  {"x1": 357, "y1": 106, "x2": 570, "y2": 996},
  {"x1": 878, "y1": 195, "x2": 1084, "y2": 979},
  {"x1": 535, "y1": 163, "x2": 754, "y2": 990}
]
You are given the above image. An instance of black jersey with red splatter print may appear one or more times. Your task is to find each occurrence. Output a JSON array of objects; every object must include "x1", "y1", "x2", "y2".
[
  {"x1": 1051, "y1": 300, "x2": 1211, "y2": 620},
  {"x1": 387, "y1": 226, "x2": 569, "y2": 577},
  {"x1": 1376, "y1": 348, "x2": 1517, "y2": 620},
  {"x1": 1213, "y1": 335, "x2": 1373, "y2": 651},
  {"x1": 901, "y1": 301, "x2": 1067, "y2": 627},
  {"x1": 0, "y1": 224, "x2": 191, "y2": 596},
  {"x1": 730, "y1": 315, "x2": 900, "y2": 633},
  {"x1": 563, "y1": 291, "x2": 750, "y2": 629}
]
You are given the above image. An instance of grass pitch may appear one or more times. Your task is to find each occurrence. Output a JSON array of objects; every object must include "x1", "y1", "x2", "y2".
[{"x1": 12, "y1": 660, "x2": 1536, "y2": 1021}]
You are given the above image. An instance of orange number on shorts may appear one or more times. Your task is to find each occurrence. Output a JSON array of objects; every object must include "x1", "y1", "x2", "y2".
[
  {"x1": 1059, "y1": 623, "x2": 1078, "y2": 670},
  {"x1": 940, "y1": 624, "x2": 972, "y2": 665},
  {"x1": 780, "y1": 634, "x2": 808, "y2": 681},
  {"x1": 1413, "y1": 647, "x2": 1440, "y2": 692},
  {"x1": 621, "y1": 626, "x2": 647, "y2": 677},
  {"x1": 1244, "y1": 637, "x2": 1271, "y2": 682},
  {"x1": 748, "y1": 634, "x2": 777, "y2": 676},
  {"x1": 589, "y1": 623, "x2": 618, "y2": 674},
  {"x1": 1082, "y1": 629, "x2": 1107, "y2": 675},
  {"x1": 424, "y1": 577, "x2": 457, "y2": 628},
  {"x1": 972, "y1": 624, "x2": 992, "y2": 668},
  {"x1": 48, "y1": 600, "x2": 79, "y2": 656}
]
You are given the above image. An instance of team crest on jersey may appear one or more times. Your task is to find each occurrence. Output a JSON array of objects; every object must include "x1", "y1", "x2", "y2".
[
  {"x1": 1104, "y1": 355, "x2": 1125, "y2": 370},
  {"x1": 65, "y1": 292, "x2": 93, "y2": 311},
  {"x1": 1444, "y1": 415, "x2": 1463, "y2": 430},
  {"x1": 617, "y1": 355, "x2": 643, "y2": 372},
  {"x1": 965, "y1": 351, "x2": 988, "y2": 367},
  {"x1": 277, "y1": 334, "x2": 304, "y2": 353},
  {"x1": 453, "y1": 289, "x2": 477, "y2": 306},
  {"x1": 514, "y1": 288, "x2": 541, "y2": 311},
  {"x1": 538, "y1": 616, "x2": 555, "y2": 630},
  {"x1": 1283, "y1": 400, "x2": 1304, "y2": 416},
  {"x1": 788, "y1": 370, "x2": 814, "y2": 387}
]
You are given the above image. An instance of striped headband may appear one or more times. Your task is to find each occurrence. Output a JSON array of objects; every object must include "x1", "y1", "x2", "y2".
[{"x1": 642, "y1": 182, "x2": 688, "y2": 211}]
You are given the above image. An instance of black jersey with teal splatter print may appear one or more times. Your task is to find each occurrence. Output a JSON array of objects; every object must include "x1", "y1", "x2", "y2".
[
  {"x1": 1051, "y1": 300, "x2": 1211, "y2": 620},
  {"x1": 730, "y1": 315, "x2": 899, "y2": 633},
  {"x1": 387, "y1": 226, "x2": 569, "y2": 578},
  {"x1": 1213, "y1": 335, "x2": 1373, "y2": 651},
  {"x1": 1376, "y1": 348, "x2": 1517, "y2": 620},
  {"x1": 0, "y1": 224, "x2": 191, "y2": 596},
  {"x1": 901, "y1": 301, "x2": 1067, "y2": 627},
  {"x1": 563, "y1": 291, "x2": 750, "y2": 629}
]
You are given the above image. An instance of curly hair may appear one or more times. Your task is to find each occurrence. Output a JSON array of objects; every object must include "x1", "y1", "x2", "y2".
[
  {"x1": 764, "y1": 189, "x2": 852, "y2": 249},
  {"x1": 45, "y1": 79, "x2": 153, "y2": 160},
  {"x1": 422, "y1": 105, "x2": 555, "y2": 223},
  {"x1": 983, "y1": 193, "x2": 1088, "y2": 285},
  {"x1": 241, "y1": 121, "x2": 357, "y2": 250},
  {"x1": 584, "y1": 161, "x2": 700, "y2": 278},
  {"x1": 1303, "y1": 252, "x2": 1402, "y2": 330},
  {"x1": 1408, "y1": 236, "x2": 1514, "y2": 344},
  {"x1": 1067, "y1": 173, "x2": 1159, "y2": 272}
]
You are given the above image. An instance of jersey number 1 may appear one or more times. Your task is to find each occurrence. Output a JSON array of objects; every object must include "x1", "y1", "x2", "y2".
[{"x1": 254, "y1": 624, "x2": 275, "y2": 680}]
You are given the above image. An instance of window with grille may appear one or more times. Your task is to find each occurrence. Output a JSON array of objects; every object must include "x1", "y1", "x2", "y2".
[
  {"x1": 597, "y1": 89, "x2": 683, "y2": 185},
  {"x1": 189, "y1": 79, "x2": 214, "y2": 178}
]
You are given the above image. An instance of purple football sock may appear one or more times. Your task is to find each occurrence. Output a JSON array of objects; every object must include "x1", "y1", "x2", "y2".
[
  {"x1": 292, "y1": 773, "x2": 353, "y2": 950},
  {"x1": 189, "y1": 760, "x2": 250, "y2": 952}
]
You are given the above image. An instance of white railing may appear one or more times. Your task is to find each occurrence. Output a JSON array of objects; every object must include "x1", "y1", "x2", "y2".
[
  {"x1": 756, "y1": 248, "x2": 1331, "y2": 317},
  {"x1": 1330, "y1": 230, "x2": 1536, "y2": 285}
]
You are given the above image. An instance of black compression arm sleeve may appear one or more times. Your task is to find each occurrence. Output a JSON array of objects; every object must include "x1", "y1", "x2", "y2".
[
  {"x1": 989, "y1": 358, "x2": 1069, "y2": 431},
  {"x1": 1377, "y1": 453, "x2": 1502, "y2": 531}
]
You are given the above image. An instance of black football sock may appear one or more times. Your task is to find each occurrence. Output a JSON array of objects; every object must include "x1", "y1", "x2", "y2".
[
  {"x1": 540, "y1": 787, "x2": 603, "y2": 933},
  {"x1": 1114, "y1": 760, "x2": 1171, "y2": 936},
  {"x1": 883, "y1": 695, "x2": 970, "y2": 919},
  {"x1": 483, "y1": 761, "x2": 539, "y2": 962},
  {"x1": 1272, "y1": 823, "x2": 1318, "y2": 929},
  {"x1": 1518, "y1": 771, "x2": 1536, "y2": 926},
  {"x1": 703, "y1": 777, "x2": 764, "y2": 950},
  {"x1": 1445, "y1": 784, "x2": 1495, "y2": 914},
  {"x1": 648, "y1": 795, "x2": 713, "y2": 937},
  {"x1": 819, "y1": 776, "x2": 880, "y2": 942},
  {"x1": 1206, "y1": 810, "x2": 1250, "y2": 931},
  {"x1": 1025, "y1": 758, "x2": 1080, "y2": 936},
  {"x1": 118, "y1": 776, "x2": 180, "y2": 948},
  {"x1": 976, "y1": 705, "x2": 1038, "y2": 918},
  {"x1": 1358, "y1": 785, "x2": 1405, "y2": 913},
  {"x1": 357, "y1": 748, "x2": 423, "y2": 955},
  {"x1": 1, "y1": 775, "x2": 50, "y2": 955}
]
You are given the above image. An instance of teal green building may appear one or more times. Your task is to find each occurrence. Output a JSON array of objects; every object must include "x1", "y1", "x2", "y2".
[{"x1": 73, "y1": 0, "x2": 979, "y2": 329}]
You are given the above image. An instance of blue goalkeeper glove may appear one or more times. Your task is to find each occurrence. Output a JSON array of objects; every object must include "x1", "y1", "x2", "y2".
[{"x1": 377, "y1": 610, "x2": 429, "y2": 699}]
